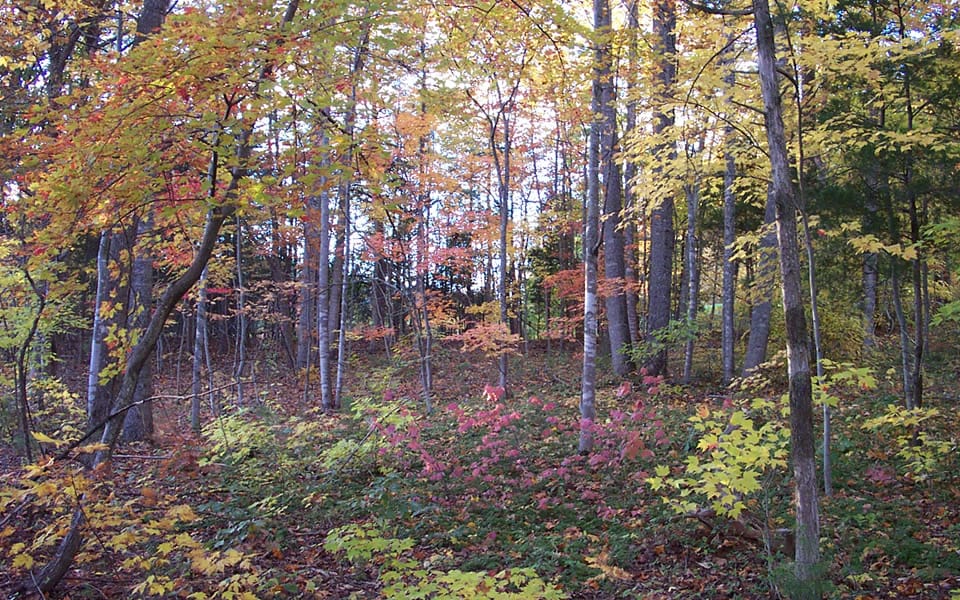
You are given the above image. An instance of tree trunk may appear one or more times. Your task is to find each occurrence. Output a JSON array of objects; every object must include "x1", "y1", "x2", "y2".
[
  {"x1": 721, "y1": 147, "x2": 738, "y2": 384},
  {"x1": 317, "y1": 161, "x2": 334, "y2": 411},
  {"x1": 907, "y1": 188, "x2": 924, "y2": 410},
  {"x1": 15, "y1": 271, "x2": 46, "y2": 462},
  {"x1": 87, "y1": 230, "x2": 112, "y2": 440},
  {"x1": 122, "y1": 214, "x2": 155, "y2": 442},
  {"x1": 191, "y1": 267, "x2": 209, "y2": 434},
  {"x1": 296, "y1": 200, "x2": 317, "y2": 370},
  {"x1": 862, "y1": 165, "x2": 881, "y2": 349},
  {"x1": 682, "y1": 182, "x2": 699, "y2": 384},
  {"x1": 580, "y1": 0, "x2": 607, "y2": 454},
  {"x1": 799, "y1": 213, "x2": 830, "y2": 497},
  {"x1": 335, "y1": 199, "x2": 351, "y2": 408},
  {"x1": 645, "y1": 0, "x2": 677, "y2": 377},
  {"x1": 498, "y1": 112, "x2": 510, "y2": 391},
  {"x1": 329, "y1": 226, "x2": 344, "y2": 345},
  {"x1": 335, "y1": 24, "x2": 367, "y2": 406},
  {"x1": 119, "y1": 0, "x2": 170, "y2": 441},
  {"x1": 741, "y1": 196, "x2": 776, "y2": 375},
  {"x1": 752, "y1": 0, "x2": 821, "y2": 591},
  {"x1": 234, "y1": 218, "x2": 248, "y2": 405},
  {"x1": 23, "y1": 0, "x2": 303, "y2": 571},
  {"x1": 596, "y1": 1, "x2": 631, "y2": 377},
  {"x1": 720, "y1": 50, "x2": 738, "y2": 385},
  {"x1": 30, "y1": 205, "x2": 237, "y2": 594},
  {"x1": 899, "y1": 0, "x2": 924, "y2": 411}
]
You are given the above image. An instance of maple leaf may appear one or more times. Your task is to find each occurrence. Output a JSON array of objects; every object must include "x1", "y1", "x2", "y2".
[{"x1": 13, "y1": 552, "x2": 35, "y2": 569}]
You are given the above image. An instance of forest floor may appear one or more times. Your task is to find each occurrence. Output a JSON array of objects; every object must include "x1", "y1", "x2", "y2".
[{"x1": 2, "y1": 340, "x2": 960, "y2": 599}]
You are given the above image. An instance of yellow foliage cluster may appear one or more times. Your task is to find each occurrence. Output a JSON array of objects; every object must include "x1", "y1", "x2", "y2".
[
  {"x1": 325, "y1": 522, "x2": 566, "y2": 599},
  {"x1": 1, "y1": 451, "x2": 260, "y2": 598}
]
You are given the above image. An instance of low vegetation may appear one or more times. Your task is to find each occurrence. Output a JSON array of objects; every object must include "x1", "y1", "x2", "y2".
[{"x1": 3, "y1": 343, "x2": 958, "y2": 598}]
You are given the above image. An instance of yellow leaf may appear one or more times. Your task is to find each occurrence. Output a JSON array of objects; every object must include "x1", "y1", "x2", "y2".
[
  {"x1": 77, "y1": 442, "x2": 109, "y2": 454},
  {"x1": 191, "y1": 553, "x2": 216, "y2": 575},
  {"x1": 167, "y1": 504, "x2": 198, "y2": 522},
  {"x1": 31, "y1": 431, "x2": 65, "y2": 446},
  {"x1": 13, "y1": 553, "x2": 34, "y2": 569}
]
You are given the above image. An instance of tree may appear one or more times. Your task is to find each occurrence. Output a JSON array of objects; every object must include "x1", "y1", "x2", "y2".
[
  {"x1": 751, "y1": 0, "x2": 820, "y2": 590},
  {"x1": 720, "y1": 46, "x2": 738, "y2": 386},
  {"x1": 741, "y1": 195, "x2": 777, "y2": 376},
  {"x1": 121, "y1": 0, "x2": 172, "y2": 442},
  {"x1": 596, "y1": 1, "x2": 632, "y2": 378},
  {"x1": 12, "y1": 0, "x2": 303, "y2": 591},
  {"x1": 644, "y1": 0, "x2": 678, "y2": 377},
  {"x1": 580, "y1": 0, "x2": 607, "y2": 454}
]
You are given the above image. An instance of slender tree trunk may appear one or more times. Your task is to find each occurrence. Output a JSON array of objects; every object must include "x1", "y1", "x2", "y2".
[
  {"x1": 234, "y1": 217, "x2": 247, "y2": 406},
  {"x1": 580, "y1": 0, "x2": 606, "y2": 454},
  {"x1": 883, "y1": 182, "x2": 916, "y2": 407},
  {"x1": 296, "y1": 201, "x2": 318, "y2": 370},
  {"x1": 752, "y1": 0, "x2": 820, "y2": 591},
  {"x1": 596, "y1": 2, "x2": 631, "y2": 377},
  {"x1": 800, "y1": 214, "x2": 829, "y2": 497},
  {"x1": 498, "y1": 113, "x2": 510, "y2": 391},
  {"x1": 329, "y1": 224, "x2": 344, "y2": 345},
  {"x1": 317, "y1": 168, "x2": 333, "y2": 411},
  {"x1": 623, "y1": 191, "x2": 640, "y2": 347},
  {"x1": 682, "y1": 182, "x2": 699, "y2": 384},
  {"x1": 645, "y1": 0, "x2": 677, "y2": 377},
  {"x1": 862, "y1": 166, "x2": 881, "y2": 349},
  {"x1": 335, "y1": 200, "x2": 350, "y2": 408},
  {"x1": 191, "y1": 267, "x2": 209, "y2": 434},
  {"x1": 87, "y1": 231, "x2": 112, "y2": 440},
  {"x1": 907, "y1": 189, "x2": 924, "y2": 409},
  {"x1": 122, "y1": 214, "x2": 154, "y2": 442},
  {"x1": 16, "y1": 272, "x2": 46, "y2": 462},
  {"x1": 334, "y1": 24, "x2": 366, "y2": 406},
  {"x1": 741, "y1": 196, "x2": 777, "y2": 375},
  {"x1": 899, "y1": 0, "x2": 924, "y2": 411},
  {"x1": 720, "y1": 51, "x2": 738, "y2": 384},
  {"x1": 721, "y1": 146, "x2": 738, "y2": 384}
]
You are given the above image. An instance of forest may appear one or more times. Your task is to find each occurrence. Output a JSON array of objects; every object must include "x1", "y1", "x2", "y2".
[{"x1": 1, "y1": 0, "x2": 959, "y2": 597}]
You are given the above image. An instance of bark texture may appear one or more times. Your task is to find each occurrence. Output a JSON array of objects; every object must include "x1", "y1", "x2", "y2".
[
  {"x1": 580, "y1": 0, "x2": 606, "y2": 454},
  {"x1": 597, "y1": 2, "x2": 632, "y2": 377},
  {"x1": 122, "y1": 215, "x2": 155, "y2": 442},
  {"x1": 741, "y1": 196, "x2": 776, "y2": 375},
  {"x1": 752, "y1": 0, "x2": 821, "y2": 592},
  {"x1": 721, "y1": 131, "x2": 737, "y2": 384},
  {"x1": 645, "y1": 0, "x2": 677, "y2": 377}
]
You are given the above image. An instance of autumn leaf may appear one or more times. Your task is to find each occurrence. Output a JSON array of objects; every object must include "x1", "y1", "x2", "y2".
[
  {"x1": 31, "y1": 431, "x2": 67, "y2": 446},
  {"x1": 13, "y1": 553, "x2": 35, "y2": 569}
]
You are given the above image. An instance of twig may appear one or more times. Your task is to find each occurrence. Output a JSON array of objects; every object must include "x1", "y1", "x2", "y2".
[
  {"x1": 111, "y1": 454, "x2": 173, "y2": 460},
  {"x1": 327, "y1": 403, "x2": 403, "y2": 476},
  {"x1": 0, "y1": 496, "x2": 33, "y2": 529},
  {"x1": 29, "y1": 569, "x2": 48, "y2": 600}
]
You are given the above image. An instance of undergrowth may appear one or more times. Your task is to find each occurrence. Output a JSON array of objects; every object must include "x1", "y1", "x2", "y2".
[{"x1": 2, "y1": 349, "x2": 960, "y2": 598}]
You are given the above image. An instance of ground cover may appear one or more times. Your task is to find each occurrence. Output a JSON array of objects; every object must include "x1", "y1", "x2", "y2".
[{"x1": 2, "y1": 344, "x2": 959, "y2": 598}]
